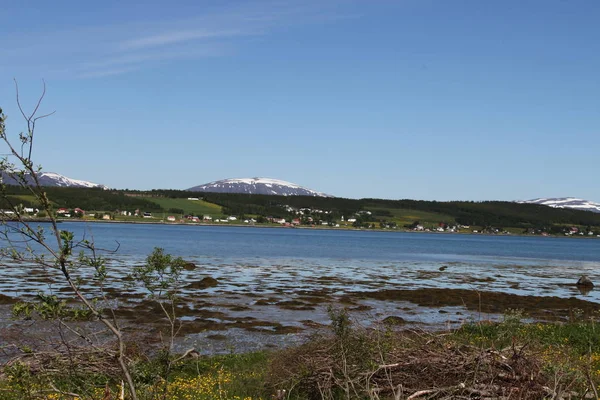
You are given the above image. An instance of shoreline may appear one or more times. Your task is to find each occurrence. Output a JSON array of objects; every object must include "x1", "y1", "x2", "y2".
[{"x1": 56, "y1": 218, "x2": 599, "y2": 239}]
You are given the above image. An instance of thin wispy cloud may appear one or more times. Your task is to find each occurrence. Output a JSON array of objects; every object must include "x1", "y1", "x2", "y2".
[
  {"x1": 0, "y1": 1, "x2": 354, "y2": 79},
  {"x1": 119, "y1": 29, "x2": 247, "y2": 50},
  {"x1": 78, "y1": 66, "x2": 141, "y2": 79},
  {"x1": 80, "y1": 45, "x2": 228, "y2": 70}
]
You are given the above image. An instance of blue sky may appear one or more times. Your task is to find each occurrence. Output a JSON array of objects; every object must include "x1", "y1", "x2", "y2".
[{"x1": 1, "y1": 0, "x2": 598, "y2": 201}]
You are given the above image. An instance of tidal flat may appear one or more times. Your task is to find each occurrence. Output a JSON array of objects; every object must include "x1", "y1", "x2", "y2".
[
  {"x1": 2, "y1": 224, "x2": 600, "y2": 357},
  {"x1": 1, "y1": 253, "x2": 599, "y2": 357}
]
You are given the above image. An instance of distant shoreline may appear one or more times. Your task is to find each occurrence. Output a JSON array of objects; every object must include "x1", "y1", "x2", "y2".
[{"x1": 55, "y1": 218, "x2": 600, "y2": 239}]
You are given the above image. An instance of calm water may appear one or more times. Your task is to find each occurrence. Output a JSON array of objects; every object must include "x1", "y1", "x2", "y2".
[
  {"x1": 3, "y1": 222, "x2": 600, "y2": 353},
  {"x1": 58, "y1": 221, "x2": 600, "y2": 264},
  {"x1": 4, "y1": 222, "x2": 600, "y2": 300}
]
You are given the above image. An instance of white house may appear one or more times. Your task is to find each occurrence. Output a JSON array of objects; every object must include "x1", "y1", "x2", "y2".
[
  {"x1": 227, "y1": 216, "x2": 237, "y2": 221},
  {"x1": 167, "y1": 216, "x2": 176, "y2": 222},
  {"x1": 203, "y1": 215, "x2": 212, "y2": 221},
  {"x1": 347, "y1": 218, "x2": 357, "y2": 223}
]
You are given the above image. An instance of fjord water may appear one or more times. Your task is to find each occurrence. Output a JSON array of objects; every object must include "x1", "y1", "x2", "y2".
[
  {"x1": 3, "y1": 222, "x2": 600, "y2": 353},
  {"x1": 47, "y1": 222, "x2": 599, "y2": 301},
  {"x1": 4, "y1": 222, "x2": 600, "y2": 304},
  {"x1": 62, "y1": 222, "x2": 600, "y2": 263}
]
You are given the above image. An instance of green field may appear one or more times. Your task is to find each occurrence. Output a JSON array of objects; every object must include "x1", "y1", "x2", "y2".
[
  {"x1": 370, "y1": 207, "x2": 455, "y2": 226},
  {"x1": 139, "y1": 197, "x2": 223, "y2": 216},
  {"x1": 7, "y1": 194, "x2": 54, "y2": 206}
]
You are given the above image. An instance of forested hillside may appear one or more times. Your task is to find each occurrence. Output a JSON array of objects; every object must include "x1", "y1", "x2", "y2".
[
  {"x1": 145, "y1": 189, "x2": 600, "y2": 230},
  {"x1": 0, "y1": 186, "x2": 162, "y2": 212},
  {"x1": 3, "y1": 186, "x2": 600, "y2": 231}
]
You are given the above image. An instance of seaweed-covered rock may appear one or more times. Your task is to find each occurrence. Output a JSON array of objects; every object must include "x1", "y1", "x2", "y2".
[
  {"x1": 187, "y1": 276, "x2": 218, "y2": 289},
  {"x1": 383, "y1": 316, "x2": 406, "y2": 325},
  {"x1": 183, "y1": 262, "x2": 196, "y2": 271},
  {"x1": 576, "y1": 275, "x2": 594, "y2": 288}
]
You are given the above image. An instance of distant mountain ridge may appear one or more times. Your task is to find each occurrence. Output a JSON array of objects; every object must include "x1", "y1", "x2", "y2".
[
  {"x1": 517, "y1": 197, "x2": 600, "y2": 213},
  {"x1": 187, "y1": 177, "x2": 331, "y2": 197},
  {"x1": 1, "y1": 171, "x2": 107, "y2": 189}
]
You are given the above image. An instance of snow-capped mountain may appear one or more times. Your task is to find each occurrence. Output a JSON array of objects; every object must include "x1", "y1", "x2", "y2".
[
  {"x1": 187, "y1": 177, "x2": 331, "y2": 197},
  {"x1": 1, "y1": 171, "x2": 107, "y2": 189},
  {"x1": 517, "y1": 197, "x2": 600, "y2": 213}
]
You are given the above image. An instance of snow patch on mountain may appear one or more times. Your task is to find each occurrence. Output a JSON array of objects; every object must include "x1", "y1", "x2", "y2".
[
  {"x1": 187, "y1": 177, "x2": 331, "y2": 197},
  {"x1": 39, "y1": 172, "x2": 104, "y2": 188},
  {"x1": 1, "y1": 171, "x2": 107, "y2": 189},
  {"x1": 517, "y1": 197, "x2": 600, "y2": 213}
]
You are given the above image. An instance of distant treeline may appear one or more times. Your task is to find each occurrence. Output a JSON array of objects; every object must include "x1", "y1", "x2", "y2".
[
  {"x1": 3, "y1": 186, "x2": 600, "y2": 230},
  {"x1": 361, "y1": 199, "x2": 600, "y2": 230},
  {"x1": 0, "y1": 186, "x2": 162, "y2": 212},
  {"x1": 147, "y1": 190, "x2": 362, "y2": 219},
  {"x1": 147, "y1": 189, "x2": 600, "y2": 230}
]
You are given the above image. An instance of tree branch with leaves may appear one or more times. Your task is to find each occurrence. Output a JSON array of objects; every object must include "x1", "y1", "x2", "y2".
[{"x1": 0, "y1": 82, "x2": 138, "y2": 399}]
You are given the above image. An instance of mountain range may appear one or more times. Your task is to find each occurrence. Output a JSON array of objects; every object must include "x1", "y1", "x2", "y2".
[
  {"x1": 187, "y1": 177, "x2": 330, "y2": 197},
  {"x1": 517, "y1": 198, "x2": 600, "y2": 214},
  {"x1": 3, "y1": 171, "x2": 600, "y2": 214},
  {"x1": 1, "y1": 171, "x2": 106, "y2": 189}
]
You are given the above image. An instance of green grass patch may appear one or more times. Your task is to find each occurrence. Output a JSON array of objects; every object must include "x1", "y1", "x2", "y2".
[
  {"x1": 140, "y1": 197, "x2": 223, "y2": 217},
  {"x1": 370, "y1": 207, "x2": 456, "y2": 226}
]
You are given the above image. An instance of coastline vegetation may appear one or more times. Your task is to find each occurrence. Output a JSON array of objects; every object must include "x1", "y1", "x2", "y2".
[
  {"x1": 2, "y1": 310, "x2": 600, "y2": 399},
  {"x1": 2, "y1": 185, "x2": 600, "y2": 236}
]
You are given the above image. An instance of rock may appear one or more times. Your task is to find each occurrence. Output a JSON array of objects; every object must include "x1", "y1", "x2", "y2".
[
  {"x1": 183, "y1": 262, "x2": 196, "y2": 271},
  {"x1": 576, "y1": 275, "x2": 594, "y2": 288},
  {"x1": 382, "y1": 316, "x2": 406, "y2": 325},
  {"x1": 439, "y1": 265, "x2": 448, "y2": 271},
  {"x1": 186, "y1": 276, "x2": 218, "y2": 289}
]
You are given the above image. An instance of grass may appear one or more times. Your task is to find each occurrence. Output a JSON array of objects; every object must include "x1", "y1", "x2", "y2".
[
  {"x1": 4, "y1": 310, "x2": 600, "y2": 399},
  {"x1": 1, "y1": 351, "x2": 269, "y2": 400},
  {"x1": 370, "y1": 207, "x2": 456, "y2": 226},
  {"x1": 7, "y1": 194, "x2": 58, "y2": 208},
  {"x1": 139, "y1": 197, "x2": 223, "y2": 217}
]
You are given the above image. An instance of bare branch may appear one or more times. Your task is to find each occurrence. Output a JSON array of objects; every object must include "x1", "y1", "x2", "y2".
[
  {"x1": 13, "y1": 79, "x2": 28, "y2": 122},
  {"x1": 13, "y1": 79, "x2": 56, "y2": 161},
  {"x1": 32, "y1": 110, "x2": 56, "y2": 122},
  {"x1": 29, "y1": 79, "x2": 47, "y2": 120}
]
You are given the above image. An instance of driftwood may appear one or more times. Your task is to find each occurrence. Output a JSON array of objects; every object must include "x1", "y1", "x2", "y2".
[{"x1": 267, "y1": 330, "x2": 552, "y2": 400}]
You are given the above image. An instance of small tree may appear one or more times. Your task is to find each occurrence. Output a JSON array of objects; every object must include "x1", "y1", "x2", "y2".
[
  {"x1": 129, "y1": 247, "x2": 188, "y2": 398},
  {"x1": 0, "y1": 82, "x2": 138, "y2": 399}
]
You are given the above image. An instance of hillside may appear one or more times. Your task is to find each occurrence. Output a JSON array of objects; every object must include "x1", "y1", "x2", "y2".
[
  {"x1": 187, "y1": 177, "x2": 329, "y2": 197},
  {"x1": 518, "y1": 197, "x2": 600, "y2": 213},
  {"x1": 3, "y1": 186, "x2": 600, "y2": 232},
  {"x1": 0, "y1": 186, "x2": 162, "y2": 212},
  {"x1": 0, "y1": 171, "x2": 106, "y2": 189},
  {"x1": 147, "y1": 190, "x2": 600, "y2": 231}
]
